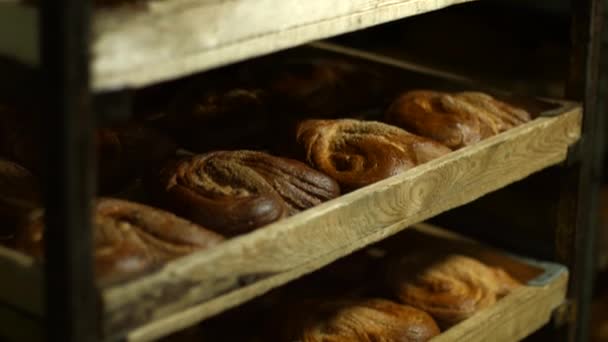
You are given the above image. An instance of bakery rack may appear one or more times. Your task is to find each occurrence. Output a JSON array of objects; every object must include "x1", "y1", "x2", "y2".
[{"x1": 0, "y1": 0, "x2": 603, "y2": 341}]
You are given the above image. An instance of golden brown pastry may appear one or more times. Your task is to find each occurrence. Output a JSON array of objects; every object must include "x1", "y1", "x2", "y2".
[
  {"x1": 385, "y1": 252, "x2": 521, "y2": 328},
  {"x1": 278, "y1": 298, "x2": 440, "y2": 342},
  {"x1": 385, "y1": 90, "x2": 531, "y2": 149},
  {"x1": 157, "y1": 87, "x2": 272, "y2": 152},
  {"x1": 151, "y1": 151, "x2": 340, "y2": 236},
  {"x1": 0, "y1": 159, "x2": 41, "y2": 243},
  {"x1": 15, "y1": 198, "x2": 224, "y2": 282},
  {"x1": 296, "y1": 119, "x2": 451, "y2": 191}
]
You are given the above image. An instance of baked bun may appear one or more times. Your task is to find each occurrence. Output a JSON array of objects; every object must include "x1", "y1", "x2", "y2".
[
  {"x1": 152, "y1": 150, "x2": 340, "y2": 236},
  {"x1": 278, "y1": 298, "x2": 440, "y2": 342},
  {"x1": 296, "y1": 119, "x2": 451, "y2": 191},
  {"x1": 385, "y1": 90, "x2": 531, "y2": 149},
  {"x1": 0, "y1": 159, "x2": 41, "y2": 242},
  {"x1": 385, "y1": 252, "x2": 521, "y2": 327},
  {"x1": 16, "y1": 198, "x2": 223, "y2": 283}
]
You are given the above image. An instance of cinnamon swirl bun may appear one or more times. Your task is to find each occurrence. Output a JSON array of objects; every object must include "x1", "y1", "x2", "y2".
[
  {"x1": 385, "y1": 252, "x2": 521, "y2": 327},
  {"x1": 385, "y1": 90, "x2": 531, "y2": 149},
  {"x1": 296, "y1": 119, "x2": 451, "y2": 191},
  {"x1": 278, "y1": 298, "x2": 440, "y2": 342},
  {"x1": 152, "y1": 151, "x2": 340, "y2": 236},
  {"x1": 16, "y1": 198, "x2": 223, "y2": 282}
]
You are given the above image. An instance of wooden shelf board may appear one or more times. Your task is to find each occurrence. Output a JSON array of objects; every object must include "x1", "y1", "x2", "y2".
[
  {"x1": 0, "y1": 0, "x2": 479, "y2": 90},
  {"x1": 100, "y1": 104, "x2": 580, "y2": 340},
  {"x1": 131, "y1": 222, "x2": 570, "y2": 341}
]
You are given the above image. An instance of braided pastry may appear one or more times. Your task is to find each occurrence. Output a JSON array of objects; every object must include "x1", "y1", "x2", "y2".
[
  {"x1": 385, "y1": 90, "x2": 531, "y2": 149},
  {"x1": 0, "y1": 159, "x2": 41, "y2": 242},
  {"x1": 296, "y1": 119, "x2": 451, "y2": 191},
  {"x1": 16, "y1": 198, "x2": 224, "y2": 282},
  {"x1": 278, "y1": 298, "x2": 440, "y2": 342},
  {"x1": 385, "y1": 252, "x2": 521, "y2": 327},
  {"x1": 153, "y1": 150, "x2": 340, "y2": 236}
]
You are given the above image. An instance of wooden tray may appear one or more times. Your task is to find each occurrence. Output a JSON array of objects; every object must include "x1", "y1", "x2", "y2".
[
  {"x1": 389, "y1": 224, "x2": 568, "y2": 342},
  {"x1": 0, "y1": 45, "x2": 580, "y2": 341},
  {"x1": 0, "y1": 0, "x2": 479, "y2": 90},
  {"x1": 158, "y1": 223, "x2": 569, "y2": 342}
]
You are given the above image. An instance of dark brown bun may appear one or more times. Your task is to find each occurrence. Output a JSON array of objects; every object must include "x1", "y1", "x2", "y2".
[
  {"x1": 151, "y1": 150, "x2": 340, "y2": 236},
  {"x1": 15, "y1": 198, "x2": 224, "y2": 283}
]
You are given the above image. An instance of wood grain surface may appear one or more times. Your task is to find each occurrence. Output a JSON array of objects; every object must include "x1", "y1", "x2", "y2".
[
  {"x1": 99, "y1": 105, "x2": 581, "y2": 340},
  {"x1": 92, "y1": 0, "x2": 478, "y2": 89}
]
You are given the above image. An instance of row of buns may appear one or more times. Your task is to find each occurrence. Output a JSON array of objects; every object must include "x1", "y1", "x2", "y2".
[
  {"x1": 163, "y1": 245, "x2": 522, "y2": 342},
  {"x1": 0, "y1": 58, "x2": 532, "y2": 283}
]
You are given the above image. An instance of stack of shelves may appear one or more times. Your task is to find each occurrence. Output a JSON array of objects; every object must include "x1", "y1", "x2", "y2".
[{"x1": 0, "y1": 0, "x2": 602, "y2": 341}]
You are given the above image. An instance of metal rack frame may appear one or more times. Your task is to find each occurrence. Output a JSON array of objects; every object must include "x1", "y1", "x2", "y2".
[{"x1": 39, "y1": 0, "x2": 603, "y2": 341}]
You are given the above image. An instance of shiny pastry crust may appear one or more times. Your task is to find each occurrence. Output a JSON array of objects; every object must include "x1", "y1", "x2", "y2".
[
  {"x1": 154, "y1": 150, "x2": 340, "y2": 236},
  {"x1": 386, "y1": 252, "x2": 521, "y2": 327},
  {"x1": 15, "y1": 198, "x2": 224, "y2": 282},
  {"x1": 385, "y1": 90, "x2": 531, "y2": 149},
  {"x1": 296, "y1": 119, "x2": 451, "y2": 191},
  {"x1": 279, "y1": 298, "x2": 440, "y2": 342}
]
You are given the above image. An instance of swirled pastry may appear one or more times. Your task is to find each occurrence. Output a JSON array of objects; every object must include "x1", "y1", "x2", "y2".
[
  {"x1": 152, "y1": 151, "x2": 340, "y2": 236},
  {"x1": 16, "y1": 198, "x2": 223, "y2": 282},
  {"x1": 296, "y1": 119, "x2": 451, "y2": 191},
  {"x1": 385, "y1": 90, "x2": 531, "y2": 149},
  {"x1": 0, "y1": 159, "x2": 41, "y2": 242},
  {"x1": 386, "y1": 252, "x2": 521, "y2": 327},
  {"x1": 279, "y1": 298, "x2": 440, "y2": 342}
]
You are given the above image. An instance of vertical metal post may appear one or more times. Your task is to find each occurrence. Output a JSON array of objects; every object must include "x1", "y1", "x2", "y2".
[
  {"x1": 556, "y1": 0, "x2": 604, "y2": 341},
  {"x1": 40, "y1": 1, "x2": 98, "y2": 342}
]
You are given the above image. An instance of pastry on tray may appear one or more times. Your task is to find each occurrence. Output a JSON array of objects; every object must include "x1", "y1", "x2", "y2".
[
  {"x1": 277, "y1": 298, "x2": 440, "y2": 342},
  {"x1": 150, "y1": 150, "x2": 340, "y2": 236},
  {"x1": 16, "y1": 198, "x2": 224, "y2": 283},
  {"x1": 385, "y1": 252, "x2": 521, "y2": 328},
  {"x1": 296, "y1": 119, "x2": 451, "y2": 191},
  {"x1": 385, "y1": 90, "x2": 531, "y2": 149}
]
